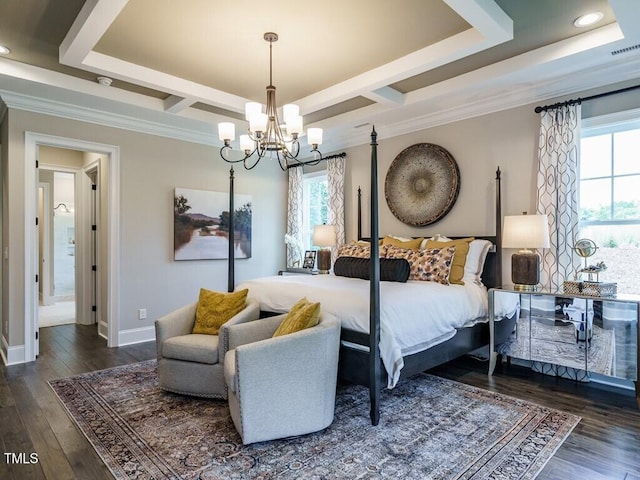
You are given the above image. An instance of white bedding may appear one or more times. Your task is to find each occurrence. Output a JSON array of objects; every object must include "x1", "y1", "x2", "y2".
[{"x1": 237, "y1": 274, "x2": 518, "y2": 388}]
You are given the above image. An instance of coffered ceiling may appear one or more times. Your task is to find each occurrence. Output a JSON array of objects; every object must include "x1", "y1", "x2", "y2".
[{"x1": 0, "y1": 0, "x2": 639, "y2": 154}]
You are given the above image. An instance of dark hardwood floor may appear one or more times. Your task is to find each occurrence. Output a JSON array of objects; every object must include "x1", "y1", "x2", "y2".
[
  {"x1": 1, "y1": 324, "x2": 156, "y2": 480},
  {"x1": 1, "y1": 323, "x2": 639, "y2": 479}
]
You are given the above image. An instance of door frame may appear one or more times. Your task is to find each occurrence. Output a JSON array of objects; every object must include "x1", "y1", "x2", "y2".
[
  {"x1": 37, "y1": 182, "x2": 53, "y2": 307},
  {"x1": 81, "y1": 160, "x2": 102, "y2": 332},
  {"x1": 24, "y1": 132, "x2": 120, "y2": 361},
  {"x1": 39, "y1": 164, "x2": 84, "y2": 323}
]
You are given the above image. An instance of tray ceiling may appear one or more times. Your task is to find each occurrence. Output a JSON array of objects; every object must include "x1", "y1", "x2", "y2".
[{"x1": 0, "y1": 0, "x2": 638, "y2": 152}]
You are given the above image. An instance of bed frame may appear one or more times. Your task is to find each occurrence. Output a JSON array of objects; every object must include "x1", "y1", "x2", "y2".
[{"x1": 226, "y1": 129, "x2": 514, "y2": 426}]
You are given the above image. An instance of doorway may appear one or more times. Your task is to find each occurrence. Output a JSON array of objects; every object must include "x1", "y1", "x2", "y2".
[
  {"x1": 24, "y1": 132, "x2": 120, "y2": 362},
  {"x1": 38, "y1": 169, "x2": 78, "y2": 327}
]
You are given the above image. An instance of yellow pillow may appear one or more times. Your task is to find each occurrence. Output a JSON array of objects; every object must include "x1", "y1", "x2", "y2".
[
  {"x1": 382, "y1": 235, "x2": 424, "y2": 250},
  {"x1": 192, "y1": 288, "x2": 248, "y2": 335},
  {"x1": 424, "y1": 237, "x2": 474, "y2": 285},
  {"x1": 273, "y1": 300, "x2": 321, "y2": 337}
]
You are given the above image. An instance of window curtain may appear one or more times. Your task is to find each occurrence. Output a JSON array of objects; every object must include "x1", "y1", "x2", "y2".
[
  {"x1": 536, "y1": 104, "x2": 581, "y2": 292},
  {"x1": 327, "y1": 155, "x2": 346, "y2": 263},
  {"x1": 534, "y1": 103, "x2": 586, "y2": 381},
  {"x1": 286, "y1": 167, "x2": 304, "y2": 267}
]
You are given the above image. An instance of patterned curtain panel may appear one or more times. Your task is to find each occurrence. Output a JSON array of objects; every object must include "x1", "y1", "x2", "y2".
[
  {"x1": 327, "y1": 155, "x2": 346, "y2": 263},
  {"x1": 286, "y1": 167, "x2": 304, "y2": 267},
  {"x1": 536, "y1": 104, "x2": 581, "y2": 292}
]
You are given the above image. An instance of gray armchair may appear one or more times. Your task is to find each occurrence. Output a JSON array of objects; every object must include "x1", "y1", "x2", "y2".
[
  {"x1": 155, "y1": 299, "x2": 260, "y2": 399},
  {"x1": 224, "y1": 311, "x2": 340, "y2": 444}
]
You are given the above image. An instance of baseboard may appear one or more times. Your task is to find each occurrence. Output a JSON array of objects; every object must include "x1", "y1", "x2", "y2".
[
  {"x1": 1, "y1": 336, "x2": 26, "y2": 365},
  {"x1": 118, "y1": 326, "x2": 155, "y2": 346}
]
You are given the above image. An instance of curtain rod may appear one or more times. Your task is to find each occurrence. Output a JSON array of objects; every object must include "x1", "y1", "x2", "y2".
[
  {"x1": 534, "y1": 84, "x2": 640, "y2": 113},
  {"x1": 286, "y1": 151, "x2": 346, "y2": 169}
]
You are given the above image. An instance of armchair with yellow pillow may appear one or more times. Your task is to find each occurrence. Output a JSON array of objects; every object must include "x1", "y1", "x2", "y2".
[
  {"x1": 154, "y1": 288, "x2": 260, "y2": 399},
  {"x1": 223, "y1": 298, "x2": 340, "y2": 444}
]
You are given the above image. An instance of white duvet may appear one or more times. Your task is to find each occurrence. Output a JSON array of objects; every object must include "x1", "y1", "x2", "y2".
[{"x1": 237, "y1": 275, "x2": 518, "y2": 388}]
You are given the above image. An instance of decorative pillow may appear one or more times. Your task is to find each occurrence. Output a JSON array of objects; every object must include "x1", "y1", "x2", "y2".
[
  {"x1": 424, "y1": 237, "x2": 474, "y2": 285},
  {"x1": 337, "y1": 243, "x2": 388, "y2": 258},
  {"x1": 192, "y1": 288, "x2": 248, "y2": 335},
  {"x1": 419, "y1": 234, "x2": 452, "y2": 250},
  {"x1": 382, "y1": 235, "x2": 424, "y2": 250},
  {"x1": 463, "y1": 239, "x2": 492, "y2": 285},
  {"x1": 386, "y1": 245, "x2": 455, "y2": 284},
  {"x1": 272, "y1": 299, "x2": 321, "y2": 337},
  {"x1": 333, "y1": 256, "x2": 410, "y2": 282}
]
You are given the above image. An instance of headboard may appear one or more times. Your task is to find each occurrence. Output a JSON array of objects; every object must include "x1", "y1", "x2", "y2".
[{"x1": 358, "y1": 236, "x2": 499, "y2": 289}]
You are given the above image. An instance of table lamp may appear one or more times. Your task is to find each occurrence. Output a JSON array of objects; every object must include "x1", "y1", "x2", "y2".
[
  {"x1": 502, "y1": 213, "x2": 550, "y2": 291},
  {"x1": 313, "y1": 224, "x2": 336, "y2": 274}
]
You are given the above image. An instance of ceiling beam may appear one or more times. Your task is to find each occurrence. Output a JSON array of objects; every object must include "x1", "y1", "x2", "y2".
[
  {"x1": 609, "y1": 0, "x2": 640, "y2": 44},
  {"x1": 59, "y1": 0, "x2": 129, "y2": 65},
  {"x1": 164, "y1": 95, "x2": 196, "y2": 114},
  {"x1": 363, "y1": 87, "x2": 405, "y2": 107}
]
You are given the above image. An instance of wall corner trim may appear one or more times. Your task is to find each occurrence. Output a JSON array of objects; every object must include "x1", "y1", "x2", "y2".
[
  {"x1": 118, "y1": 326, "x2": 155, "y2": 347},
  {"x1": 1, "y1": 336, "x2": 26, "y2": 365}
]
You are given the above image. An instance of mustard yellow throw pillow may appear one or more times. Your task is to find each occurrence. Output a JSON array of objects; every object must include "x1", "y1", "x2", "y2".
[
  {"x1": 273, "y1": 298, "x2": 321, "y2": 337},
  {"x1": 192, "y1": 288, "x2": 248, "y2": 335},
  {"x1": 382, "y1": 235, "x2": 424, "y2": 250},
  {"x1": 424, "y1": 237, "x2": 474, "y2": 285}
]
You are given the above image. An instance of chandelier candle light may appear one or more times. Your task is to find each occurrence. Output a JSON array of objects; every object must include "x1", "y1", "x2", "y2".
[{"x1": 218, "y1": 33, "x2": 323, "y2": 170}]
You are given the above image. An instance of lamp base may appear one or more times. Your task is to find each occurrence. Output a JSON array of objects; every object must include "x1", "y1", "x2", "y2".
[
  {"x1": 511, "y1": 250, "x2": 540, "y2": 291},
  {"x1": 317, "y1": 249, "x2": 332, "y2": 274}
]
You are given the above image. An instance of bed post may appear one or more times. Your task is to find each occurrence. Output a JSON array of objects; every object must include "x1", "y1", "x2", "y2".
[
  {"x1": 495, "y1": 167, "x2": 502, "y2": 287},
  {"x1": 227, "y1": 166, "x2": 235, "y2": 293},
  {"x1": 369, "y1": 127, "x2": 381, "y2": 426},
  {"x1": 357, "y1": 186, "x2": 362, "y2": 241}
]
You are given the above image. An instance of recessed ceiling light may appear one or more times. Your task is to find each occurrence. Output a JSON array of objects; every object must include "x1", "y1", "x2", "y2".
[
  {"x1": 0, "y1": 46, "x2": 11, "y2": 54},
  {"x1": 574, "y1": 11, "x2": 604, "y2": 28}
]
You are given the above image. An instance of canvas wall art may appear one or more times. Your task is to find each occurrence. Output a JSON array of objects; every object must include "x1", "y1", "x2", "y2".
[{"x1": 174, "y1": 187, "x2": 252, "y2": 260}]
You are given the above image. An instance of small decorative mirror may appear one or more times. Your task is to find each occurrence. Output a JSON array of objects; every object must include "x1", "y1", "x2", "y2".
[
  {"x1": 572, "y1": 238, "x2": 607, "y2": 281},
  {"x1": 573, "y1": 238, "x2": 597, "y2": 259}
]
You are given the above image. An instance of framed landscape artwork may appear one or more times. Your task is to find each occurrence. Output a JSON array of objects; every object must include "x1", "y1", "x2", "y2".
[{"x1": 174, "y1": 187, "x2": 252, "y2": 260}]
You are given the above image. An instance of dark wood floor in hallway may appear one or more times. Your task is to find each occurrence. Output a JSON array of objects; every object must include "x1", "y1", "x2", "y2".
[{"x1": 1, "y1": 323, "x2": 638, "y2": 480}]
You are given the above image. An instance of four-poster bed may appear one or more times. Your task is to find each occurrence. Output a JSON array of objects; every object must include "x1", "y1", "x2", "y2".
[{"x1": 226, "y1": 129, "x2": 516, "y2": 425}]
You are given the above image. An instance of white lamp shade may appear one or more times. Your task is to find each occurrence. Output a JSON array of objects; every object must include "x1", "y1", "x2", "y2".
[
  {"x1": 240, "y1": 134, "x2": 253, "y2": 152},
  {"x1": 249, "y1": 113, "x2": 268, "y2": 133},
  {"x1": 312, "y1": 224, "x2": 336, "y2": 247},
  {"x1": 218, "y1": 122, "x2": 235, "y2": 142},
  {"x1": 283, "y1": 104, "x2": 299, "y2": 124},
  {"x1": 307, "y1": 127, "x2": 323, "y2": 146},
  {"x1": 286, "y1": 114, "x2": 303, "y2": 135},
  {"x1": 502, "y1": 214, "x2": 550, "y2": 249},
  {"x1": 245, "y1": 102, "x2": 262, "y2": 121}
]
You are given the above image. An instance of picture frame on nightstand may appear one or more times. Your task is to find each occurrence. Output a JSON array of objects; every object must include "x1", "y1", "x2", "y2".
[{"x1": 303, "y1": 250, "x2": 316, "y2": 269}]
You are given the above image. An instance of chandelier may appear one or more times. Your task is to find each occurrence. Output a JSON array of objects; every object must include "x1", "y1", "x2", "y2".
[{"x1": 217, "y1": 32, "x2": 323, "y2": 170}]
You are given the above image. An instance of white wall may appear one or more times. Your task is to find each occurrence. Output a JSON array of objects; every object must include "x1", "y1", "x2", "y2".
[
  {"x1": 3, "y1": 108, "x2": 286, "y2": 354},
  {"x1": 340, "y1": 103, "x2": 540, "y2": 281},
  {"x1": 3, "y1": 80, "x2": 639, "y2": 360}
]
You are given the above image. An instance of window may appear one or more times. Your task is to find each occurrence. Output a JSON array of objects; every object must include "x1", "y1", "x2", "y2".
[
  {"x1": 302, "y1": 172, "x2": 328, "y2": 251},
  {"x1": 579, "y1": 114, "x2": 640, "y2": 293}
]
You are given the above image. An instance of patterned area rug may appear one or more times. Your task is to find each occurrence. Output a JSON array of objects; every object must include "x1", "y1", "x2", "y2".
[{"x1": 50, "y1": 360, "x2": 580, "y2": 480}]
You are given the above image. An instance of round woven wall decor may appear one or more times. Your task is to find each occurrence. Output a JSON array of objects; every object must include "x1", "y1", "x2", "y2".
[{"x1": 384, "y1": 143, "x2": 460, "y2": 226}]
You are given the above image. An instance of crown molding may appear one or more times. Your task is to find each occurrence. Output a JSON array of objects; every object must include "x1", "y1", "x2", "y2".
[
  {"x1": 2, "y1": 51, "x2": 639, "y2": 155},
  {"x1": 0, "y1": 89, "x2": 221, "y2": 148}
]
